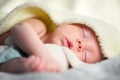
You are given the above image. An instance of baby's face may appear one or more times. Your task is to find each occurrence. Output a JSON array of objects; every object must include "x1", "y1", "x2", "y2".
[{"x1": 48, "y1": 24, "x2": 103, "y2": 63}]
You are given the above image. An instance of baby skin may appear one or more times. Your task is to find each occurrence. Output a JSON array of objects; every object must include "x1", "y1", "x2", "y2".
[{"x1": 0, "y1": 18, "x2": 104, "y2": 73}]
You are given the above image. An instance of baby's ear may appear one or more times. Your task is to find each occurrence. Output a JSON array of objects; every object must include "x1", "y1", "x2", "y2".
[{"x1": 45, "y1": 44, "x2": 69, "y2": 71}]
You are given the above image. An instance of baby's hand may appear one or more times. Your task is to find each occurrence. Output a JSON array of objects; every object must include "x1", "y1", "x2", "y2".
[{"x1": 31, "y1": 55, "x2": 62, "y2": 73}]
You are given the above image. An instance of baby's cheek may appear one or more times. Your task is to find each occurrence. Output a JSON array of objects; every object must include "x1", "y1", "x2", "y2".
[
  {"x1": 86, "y1": 53, "x2": 102, "y2": 63},
  {"x1": 73, "y1": 50, "x2": 86, "y2": 62}
]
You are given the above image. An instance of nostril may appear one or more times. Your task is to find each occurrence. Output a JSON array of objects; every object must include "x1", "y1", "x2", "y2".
[
  {"x1": 79, "y1": 46, "x2": 81, "y2": 49},
  {"x1": 77, "y1": 43, "x2": 82, "y2": 52},
  {"x1": 77, "y1": 40, "x2": 81, "y2": 44}
]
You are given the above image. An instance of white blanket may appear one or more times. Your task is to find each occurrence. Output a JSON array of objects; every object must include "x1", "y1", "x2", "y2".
[{"x1": 0, "y1": 56, "x2": 120, "y2": 80}]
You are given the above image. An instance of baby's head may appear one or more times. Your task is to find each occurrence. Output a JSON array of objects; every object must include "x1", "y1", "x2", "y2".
[
  {"x1": 49, "y1": 18, "x2": 120, "y2": 64},
  {"x1": 50, "y1": 24, "x2": 103, "y2": 64}
]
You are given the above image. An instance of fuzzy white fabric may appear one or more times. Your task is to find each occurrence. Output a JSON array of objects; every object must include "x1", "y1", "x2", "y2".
[
  {"x1": 39, "y1": 0, "x2": 120, "y2": 32},
  {"x1": 0, "y1": 56, "x2": 120, "y2": 80},
  {"x1": 73, "y1": 0, "x2": 120, "y2": 32}
]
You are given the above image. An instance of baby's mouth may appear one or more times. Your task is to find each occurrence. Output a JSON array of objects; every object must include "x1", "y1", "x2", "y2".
[{"x1": 62, "y1": 37, "x2": 73, "y2": 49}]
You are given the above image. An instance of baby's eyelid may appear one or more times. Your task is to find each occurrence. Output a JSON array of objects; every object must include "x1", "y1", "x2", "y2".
[
  {"x1": 85, "y1": 50, "x2": 89, "y2": 62},
  {"x1": 81, "y1": 28, "x2": 85, "y2": 38},
  {"x1": 82, "y1": 29, "x2": 88, "y2": 39},
  {"x1": 84, "y1": 50, "x2": 87, "y2": 62}
]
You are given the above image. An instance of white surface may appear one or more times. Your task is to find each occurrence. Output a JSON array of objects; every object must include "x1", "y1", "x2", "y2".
[
  {"x1": 1, "y1": 0, "x2": 120, "y2": 31},
  {"x1": 73, "y1": 0, "x2": 120, "y2": 31}
]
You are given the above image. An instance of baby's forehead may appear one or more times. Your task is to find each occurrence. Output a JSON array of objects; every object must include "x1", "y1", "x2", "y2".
[
  {"x1": 71, "y1": 23, "x2": 96, "y2": 33},
  {"x1": 58, "y1": 23, "x2": 96, "y2": 35}
]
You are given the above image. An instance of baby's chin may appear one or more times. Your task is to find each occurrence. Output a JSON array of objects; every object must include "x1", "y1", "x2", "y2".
[{"x1": 50, "y1": 39, "x2": 63, "y2": 46}]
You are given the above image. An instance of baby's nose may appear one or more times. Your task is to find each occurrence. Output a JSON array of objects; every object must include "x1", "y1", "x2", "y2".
[{"x1": 76, "y1": 39, "x2": 84, "y2": 52}]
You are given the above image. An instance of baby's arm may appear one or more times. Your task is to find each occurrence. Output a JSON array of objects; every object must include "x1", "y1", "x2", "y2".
[
  {"x1": 11, "y1": 18, "x2": 47, "y2": 57},
  {"x1": 11, "y1": 18, "x2": 61, "y2": 72}
]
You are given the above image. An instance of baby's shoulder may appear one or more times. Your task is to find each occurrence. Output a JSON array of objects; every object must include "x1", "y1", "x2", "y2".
[{"x1": 24, "y1": 18, "x2": 47, "y2": 37}]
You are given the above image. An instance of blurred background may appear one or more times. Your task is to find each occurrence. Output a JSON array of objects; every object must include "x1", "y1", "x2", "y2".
[{"x1": 0, "y1": 0, "x2": 120, "y2": 30}]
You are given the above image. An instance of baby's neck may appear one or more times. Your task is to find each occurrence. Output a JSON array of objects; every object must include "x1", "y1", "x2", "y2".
[{"x1": 41, "y1": 32, "x2": 52, "y2": 43}]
